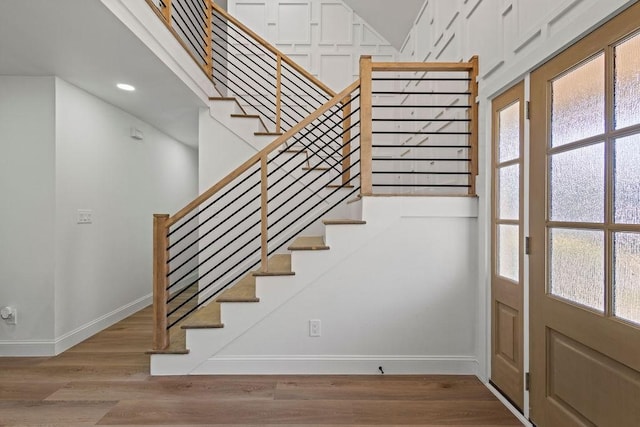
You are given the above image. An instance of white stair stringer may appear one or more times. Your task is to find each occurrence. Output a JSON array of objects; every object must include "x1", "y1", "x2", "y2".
[
  {"x1": 150, "y1": 199, "x2": 397, "y2": 375},
  {"x1": 151, "y1": 196, "x2": 479, "y2": 376}
]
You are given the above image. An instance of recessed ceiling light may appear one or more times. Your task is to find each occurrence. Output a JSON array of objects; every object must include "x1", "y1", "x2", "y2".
[{"x1": 117, "y1": 83, "x2": 136, "y2": 91}]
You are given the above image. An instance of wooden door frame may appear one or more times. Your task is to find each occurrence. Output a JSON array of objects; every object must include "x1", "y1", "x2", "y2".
[{"x1": 529, "y1": 2, "x2": 640, "y2": 425}]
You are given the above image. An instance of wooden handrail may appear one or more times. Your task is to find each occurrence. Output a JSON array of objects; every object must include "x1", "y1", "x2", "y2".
[
  {"x1": 371, "y1": 62, "x2": 476, "y2": 72},
  {"x1": 161, "y1": 0, "x2": 172, "y2": 23},
  {"x1": 210, "y1": 2, "x2": 336, "y2": 98},
  {"x1": 166, "y1": 79, "x2": 360, "y2": 227}
]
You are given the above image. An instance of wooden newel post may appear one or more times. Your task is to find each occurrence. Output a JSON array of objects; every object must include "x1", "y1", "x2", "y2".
[
  {"x1": 275, "y1": 55, "x2": 283, "y2": 133},
  {"x1": 153, "y1": 214, "x2": 170, "y2": 350},
  {"x1": 359, "y1": 55, "x2": 373, "y2": 196},
  {"x1": 341, "y1": 94, "x2": 352, "y2": 185},
  {"x1": 161, "y1": 0, "x2": 172, "y2": 24},
  {"x1": 468, "y1": 55, "x2": 479, "y2": 196},
  {"x1": 204, "y1": 0, "x2": 214, "y2": 77},
  {"x1": 260, "y1": 155, "x2": 269, "y2": 272}
]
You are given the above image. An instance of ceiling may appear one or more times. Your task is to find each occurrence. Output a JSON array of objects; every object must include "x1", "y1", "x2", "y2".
[
  {"x1": 0, "y1": 0, "x2": 204, "y2": 147},
  {"x1": 343, "y1": 0, "x2": 425, "y2": 50}
]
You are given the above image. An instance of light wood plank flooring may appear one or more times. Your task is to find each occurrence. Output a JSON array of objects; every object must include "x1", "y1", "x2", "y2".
[{"x1": 0, "y1": 305, "x2": 522, "y2": 426}]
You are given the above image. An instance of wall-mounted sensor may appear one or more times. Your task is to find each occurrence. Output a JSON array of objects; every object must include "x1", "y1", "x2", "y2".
[{"x1": 130, "y1": 127, "x2": 144, "y2": 141}]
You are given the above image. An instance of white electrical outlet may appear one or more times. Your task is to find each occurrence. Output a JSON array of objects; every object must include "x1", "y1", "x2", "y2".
[
  {"x1": 77, "y1": 209, "x2": 93, "y2": 224},
  {"x1": 0, "y1": 306, "x2": 17, "y2": 325},
  {"x1": 309, "y1": 319, "x2": 321, "y2": 337}
]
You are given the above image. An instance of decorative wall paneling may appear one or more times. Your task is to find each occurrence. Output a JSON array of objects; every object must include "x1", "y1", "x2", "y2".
[{"x1": 229, "y1": 0, "x2": 398, "y2": 93}]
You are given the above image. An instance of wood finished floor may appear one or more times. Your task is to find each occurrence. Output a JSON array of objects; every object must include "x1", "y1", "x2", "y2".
[{"x1": 0, "y1": 305, "x2": 522, "y2": 426}]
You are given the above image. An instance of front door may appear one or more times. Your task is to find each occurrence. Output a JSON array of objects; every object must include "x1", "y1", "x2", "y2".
[
  {"x1": 529, "y1": 3, "x2": 640, "y2": 425},
  {"x1": 491, "y1": 82, "x2": 525, "y2": 411}
]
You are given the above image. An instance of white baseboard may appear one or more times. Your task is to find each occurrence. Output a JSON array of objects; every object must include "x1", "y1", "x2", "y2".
[
  {"x1": 0, "y1": 293, "x2": 152, "y2": 357},
  {"x1": 187, "y1": 355, "x2": 478, "y2": 375},
  {"x1": 53, "y1": 293, "x2": 152, "y2": 355},
  {"x1": 0, "y1": 340, "x2": 56, "y2": 356}
]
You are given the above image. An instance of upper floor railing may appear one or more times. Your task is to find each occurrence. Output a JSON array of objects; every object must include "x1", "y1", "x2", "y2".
[{"x1": 146, "y1": 0, "x2": 337, "y2": 134}]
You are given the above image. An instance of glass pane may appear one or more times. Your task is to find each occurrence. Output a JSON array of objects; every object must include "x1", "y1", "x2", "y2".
[
  {"x1": 499, "y1": 102, "x2": 520, "y2": 162},
  {"x1": 613, "y1": 232, "x2": 640, "y2": 324},
  {"x1": 615, "y1": 33, "x2": 640, "y2": 129},
  {"x1": 498, "y1": 165, "x2": 519, "y2": 220},
  {"x1": 550, "y1": 228, "x2": 604, "y2": 312},
  {"x1": 551, "y1": 54, "x2": 605, "y2": 147},
  {"x1": 498, "y1": 224, "x2": 519, "y2": 282},
  {"x1": 550, "y1": 143, "x2": 604, "y2": 223},
  {"x1": 614, "y1": 135, "x2": 640, "y2": 224}
]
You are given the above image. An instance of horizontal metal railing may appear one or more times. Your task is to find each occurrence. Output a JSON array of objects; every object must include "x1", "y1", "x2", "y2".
[
  {"x1": 146, "y1": 0, "x2": 479, "y2": 350},
  {"x1": 153, "y1": 82, "x2": 360, "y2": 350},
  {"x1": 359, "y1": 56, "x2": 479, "y2": 196},
  {"x1": 146, "y1": 0, "x2": 337, "y2": 134}
]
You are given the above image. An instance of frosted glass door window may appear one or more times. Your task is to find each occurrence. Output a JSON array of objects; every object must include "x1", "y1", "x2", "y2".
[
  {"x1": 498, "y1": 224, "x2": 519, "y2": 281},
  {"x1": 551, "y1": 55, "x2": 605, "y2": 147},
  {"x1": 499, "y1": 102, "x2": 520, "y2": 162},
  {"x1": 615, "y1": 32, "x2": 640, "y2": 129},
  {"x1": 499, "y1": 165, "x2": 519, "y2": 220},
  {"x1": 613, "y1": 232, "x2": 640, "y2": 324},
  {"x1": 614, "y1": 135, "x2": 640, "y2": 224},
  {"x1": 550, "y1": 143, "x2": 605, "y2": 223},
  {"x1": 550, "y1": 228, "x2": 604, "y2": 311}
]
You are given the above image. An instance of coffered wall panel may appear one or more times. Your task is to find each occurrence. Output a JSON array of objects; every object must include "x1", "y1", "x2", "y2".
[
  {"x1": 230, "y1": 0, "x2": 398, "y2": 92},
  {"x1": 398, "y1": 0, "x2": 615, "y2": 86},
  {"x1": 277, "y1": 2, "x2": 311, "y2": 44}
]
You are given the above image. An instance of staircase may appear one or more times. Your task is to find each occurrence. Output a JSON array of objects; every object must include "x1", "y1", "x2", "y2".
[{"x1": 142, "y1": 0, "x2": 479, "y2": 375}]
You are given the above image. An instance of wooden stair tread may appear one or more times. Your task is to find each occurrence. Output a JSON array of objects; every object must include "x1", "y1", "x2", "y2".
[
  {"x1": 288, "y1": 236, "x2": 329, "y2": 251},
  {"x1": 326, "y1": 184, "x2": 355, "y2": 189},
  {"x1": 209, "y1": 96, "x2": 236, "y2": 101},
  {"x1": 253, "y1": 253, "x2": 295, "y2": 276},
  {"x1": 322, "y1": 219, "x2": 366, "y2": 225},
  {"x1": 217, "y1": 274, "x2": 259, "y2": 303},
  {"x1": 146, "y1": 329, "x2": 189, "y2": 355},
  {"x1": 302, "y1": 166, "x2": 330, "y2": 171},
  {"x1": 230, "y1": 113, "x2": 260, "y2": 119},
  {"x1": 181, "y1": 302, "x2": 224, "y2": 329},
  {"x1": 255, "y1": 132, "x2": 283, "y2": 136},
  {"x1": 280, "y1": 148, "x2": 307, "y2": 154}
]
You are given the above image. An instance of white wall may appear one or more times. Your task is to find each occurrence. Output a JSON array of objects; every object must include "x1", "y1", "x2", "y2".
[
  {"x1": 0, "y1": 77, "x2": 56, "y2": 353},
  {"x1": 53, "y1": 78, "x2": 198, "y2": 352},
  {"x1": 397, "y1": 0, "x2": 637, "y2": 389},
  {"x1": 0, "y1": 76, "x2": 198, "y2": 356},
  {"x1": 229, "y1": 0, "x2": 398, "y2": 92},
  {"x1": 199, "y1": 108, "x2": 257, "y2": 192},
  {"x1": 166, "y1": 197, "x2": 479, "y2": 375}
]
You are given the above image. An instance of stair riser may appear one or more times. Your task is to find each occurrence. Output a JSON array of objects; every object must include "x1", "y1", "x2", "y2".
[{"x1": 210, "y1": 100, "x2": 240, "y2": 117}]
